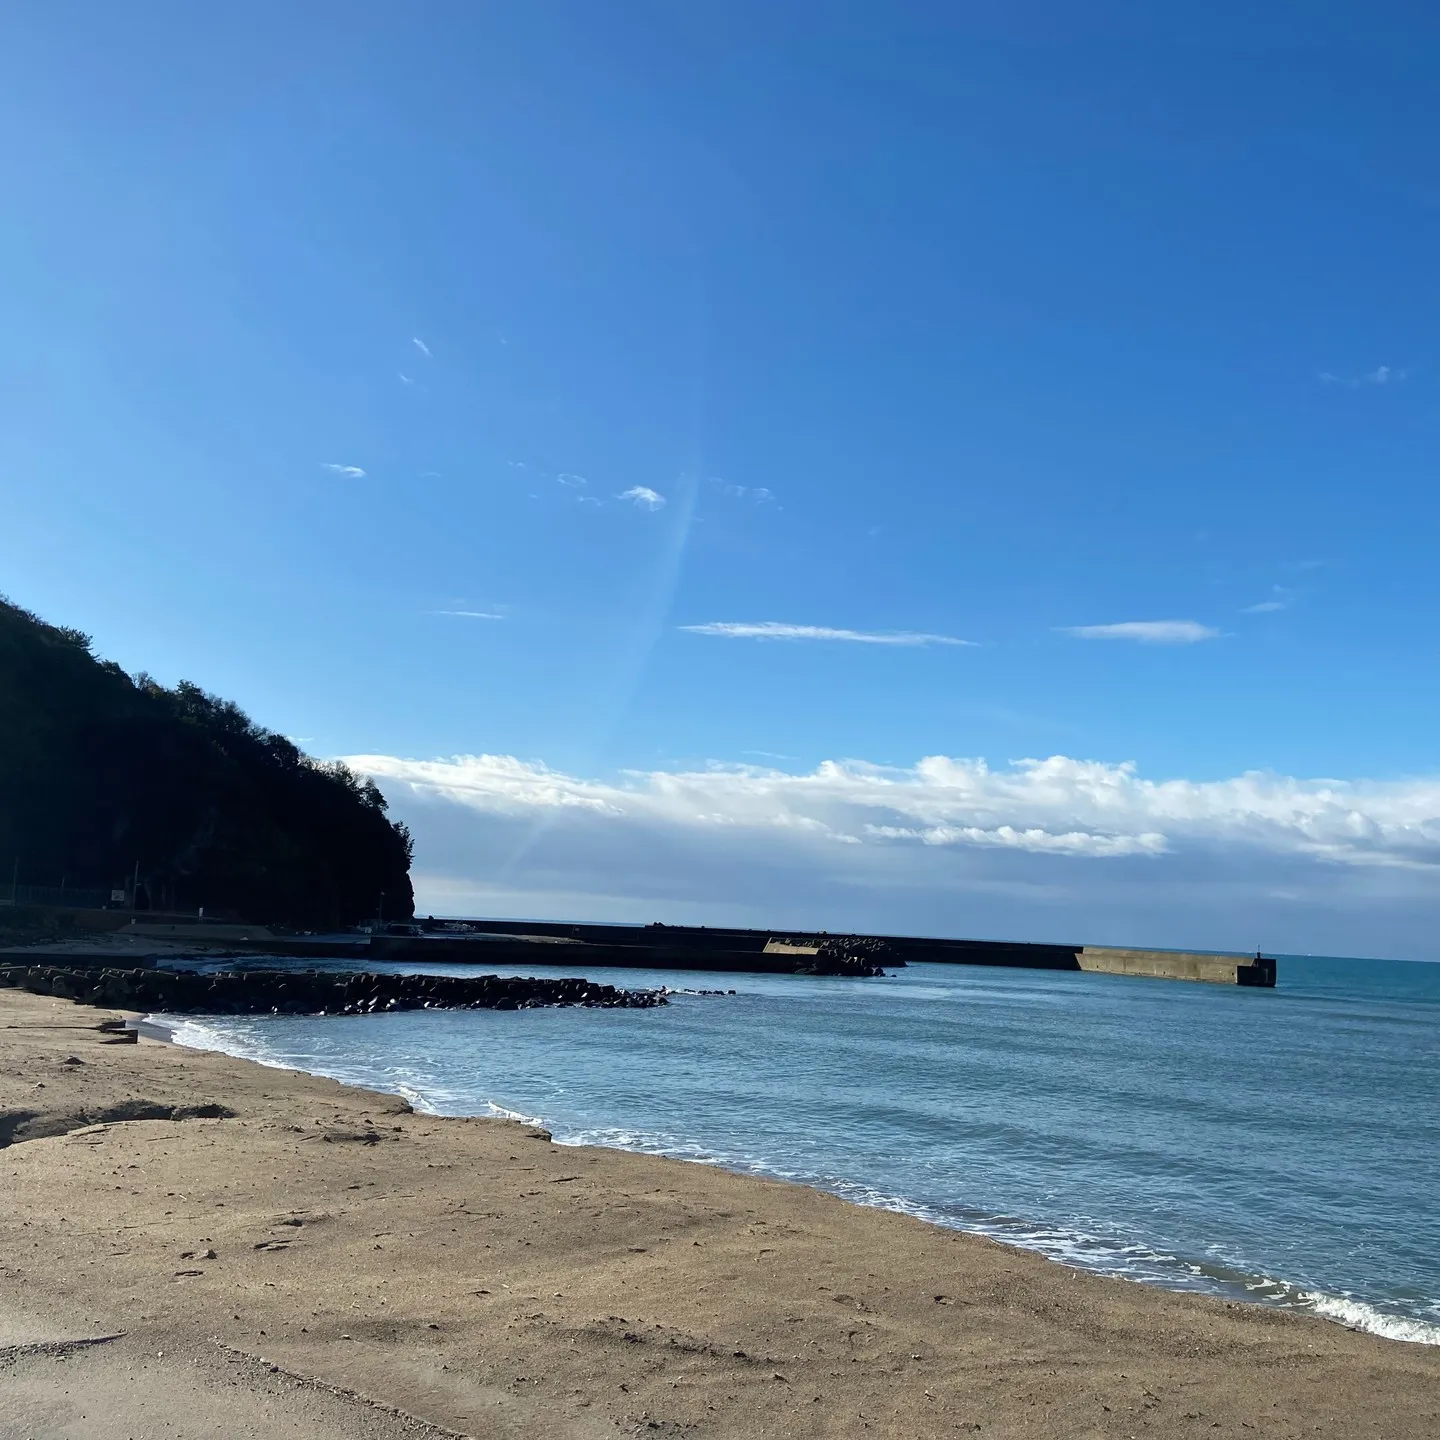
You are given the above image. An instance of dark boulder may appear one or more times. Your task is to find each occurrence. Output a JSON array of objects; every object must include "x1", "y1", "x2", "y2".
[{"x1": 0, "y1": 963, "x2": 666, "y2": 1015}]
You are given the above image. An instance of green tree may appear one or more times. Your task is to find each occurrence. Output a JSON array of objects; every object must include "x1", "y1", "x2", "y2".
[{"x1": 0, "y1": 596, "x2": 414, "y2": 926}]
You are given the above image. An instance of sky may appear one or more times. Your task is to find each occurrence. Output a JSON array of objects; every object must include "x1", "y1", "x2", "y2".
[{"x1": 3, "y1": 2, "x2": 1440, "y2": 958}]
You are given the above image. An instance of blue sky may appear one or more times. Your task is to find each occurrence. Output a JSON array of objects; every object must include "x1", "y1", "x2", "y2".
[{"x1": 4, "y1": 3, "x2": 1440, "y2": 956}]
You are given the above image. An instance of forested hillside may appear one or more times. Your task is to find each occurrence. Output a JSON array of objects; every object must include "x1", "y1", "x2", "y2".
[{"x1": 0, "y1": 596, "x2": 413, "y2": 926}]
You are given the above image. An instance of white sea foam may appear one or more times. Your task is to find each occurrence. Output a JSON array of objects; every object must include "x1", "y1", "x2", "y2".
[
  {"x1": 163, "y1": 1016, "x2": 263, "y2": 1062},
  {"x1": 160, "y1": 1015, "x2": 457, "y2": 1117},
  {"x1": 1299, "y1": 1291, "x2": 1440, "y2": 1346},
  {"x1": 481, "y1": 1100, "x2": 549, "y2": 1128}
]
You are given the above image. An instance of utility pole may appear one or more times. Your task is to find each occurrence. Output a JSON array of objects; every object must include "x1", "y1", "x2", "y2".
[{"x1": 9, "y1": 858, "x2": 17, "y2": 906}]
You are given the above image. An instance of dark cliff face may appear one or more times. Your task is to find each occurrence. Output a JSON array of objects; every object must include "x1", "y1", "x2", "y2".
[{"x1": 0, "y1": 596, "x2": 414, "y2": 926}]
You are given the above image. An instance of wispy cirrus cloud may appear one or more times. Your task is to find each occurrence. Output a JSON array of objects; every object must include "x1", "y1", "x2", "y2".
[
  {"x1": 681, "y1": 621, "x2": 973, "y2": 647},
  {"x1": 412, "y1": 336, "x2": 432, "y2": 358},
  {"x1": 346, "y1": 749, "x2": 1440, "y2": 959},
  {"x1": 426, "y1": 609, "x2": 505, "y2": 620},
  {"x1": 1060, "y1": 620, "x2": 1218, "y2": 644},
  {"x1": 321, "y1": 463, "x2": 366, "y2": 479},
  {"x1": 1319, "y1": 365, "x2": 1407, "y2": 387},
  {"x1": 504, "y1": 459, "x2": 607, "y2": 502},
  {"x1": 619, "y1": 486, "x2": 666, "y2": 510},
  {"x1": 712, "y1": 479, "x2": 777, "y2": 504},
  {"x1": 1242, "y1": 587, "x2": 1293, "y2": 615}
]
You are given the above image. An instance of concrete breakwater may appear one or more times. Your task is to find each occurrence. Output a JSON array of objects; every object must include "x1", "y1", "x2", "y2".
[
  {"x1": 8, "y1": 912, "x2": 1276, "y2": 987},
  {"x1": 107, "y1": 924, "x2": 892, "y2": 978},
  {"x1": 0, "y1": 964, "x2": 667, "y2": 1015},
  {"x1": 361, "y1": 935, "x2": 889, "y2": 978},
  {"x1": 1078, "y1": 947, "x2": 1277, "y2": 986},
  {"x1": 404, "y1": 922, "x2": 1277, "y2": 987}
]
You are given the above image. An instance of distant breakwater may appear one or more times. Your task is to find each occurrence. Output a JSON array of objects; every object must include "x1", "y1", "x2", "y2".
[
  {"x1": 0, "y1": 963, "x2": 666, "y2": 1015},
  {"x1": 105, "y1": 925, "x2": 894, "y2": 978},
  {"x1": 384, "y1": 924, "x2": 1275, "y2": 987},
  {"x1": 7, "y1": 914, "x2": 1276, "y2": 988}
]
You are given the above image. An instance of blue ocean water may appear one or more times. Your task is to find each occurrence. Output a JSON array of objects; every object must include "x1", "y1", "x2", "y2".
[{"x1": 164, "y1": 955, "x2": 1440, "y2": 1344}]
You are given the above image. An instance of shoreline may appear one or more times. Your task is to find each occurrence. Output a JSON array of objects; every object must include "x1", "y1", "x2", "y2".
[
  {"x1": 5, "y1": 987, "x2": 1440, "y2": 1438},
  {"x1": 157, "y1": 1007, "x2": 1440, "y2": 1351}
]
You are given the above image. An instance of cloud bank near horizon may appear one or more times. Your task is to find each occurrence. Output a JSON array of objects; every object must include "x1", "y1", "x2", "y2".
[{"x1": 345, "y1": 749, "x2": 1440, "y2": 961}]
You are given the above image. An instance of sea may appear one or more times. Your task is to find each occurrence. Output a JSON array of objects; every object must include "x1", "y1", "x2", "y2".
[{"x1": 161, "y1": 953, "x2": 1440, "y2": 1346}]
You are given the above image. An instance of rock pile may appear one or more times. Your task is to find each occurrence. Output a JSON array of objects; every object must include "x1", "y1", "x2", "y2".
[
  {"x1": 0, "y1": 964, "x2": 667, "y2": 1015},
  {"x1": 771, "y1": 938, "x2": 891, "y2": 978}
]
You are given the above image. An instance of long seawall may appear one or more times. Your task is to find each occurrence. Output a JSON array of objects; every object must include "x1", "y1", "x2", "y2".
[
  {"x1": 414, "y1": 921, "x2": 1276, "y2": 986},
  {"x1": 18, "y1": 913, "x2": 1278, "y2": 988}
]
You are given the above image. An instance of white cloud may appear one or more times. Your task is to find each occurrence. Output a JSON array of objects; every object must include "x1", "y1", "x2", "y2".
[
  {"x1": 864, "y1": 822, "x2": 1167, "y2": 857},
  {"x1": 412, "y1": 336, "x2": 432, "y2": 358},
  {"x1": 1242, "y1": 587, "x2": 1292, "y2": 616},
  {"x1": 321, "y1": 463, "x2": 366, "y2": 479},
  {"x1": 556, "y1": 473, "x2": 587, "y2": 488},
  {"x1": 1061, "y1": 621, "x2": 1218, "y2": 644},
  {"x1": 681, "y1": 621, "x2": 973, "y2": 647},
  {"x1": 349, "y1": 750, "x2": 1440, "y2": 868},
  {"x1": 1319, "y1": 365, "x2": 1407, "y2": 387},
  {"x1": 714, "y1": 480, "x2": 777, "y2": 504},
  {"x1": 619, "y1": 486, "x2": 666, "y2": 510},
  {"x1": 345, "y1": 749, "x2": 1440, "y2": 958},
  {"x1": 427, "y1": 610, "x2": 505, "y2": 620}
]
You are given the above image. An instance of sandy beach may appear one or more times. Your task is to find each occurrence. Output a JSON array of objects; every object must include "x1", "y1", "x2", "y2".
[{"x1": 3, "y1": 989, "x2": 1438, "y2": 1439}]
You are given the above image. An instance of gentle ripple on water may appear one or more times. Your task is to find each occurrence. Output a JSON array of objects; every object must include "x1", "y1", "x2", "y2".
[{"x1": 161, "y1": 954, "x2": 1440, "y2": 1346}]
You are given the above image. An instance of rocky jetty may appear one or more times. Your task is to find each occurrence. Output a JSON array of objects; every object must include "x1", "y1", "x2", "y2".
[
  {"x1": 0, "y1": 964, "x2": 666, "y2": 1015},
  {"x1": 766, "y1": 936, "x2": 891, "y2": 978}
]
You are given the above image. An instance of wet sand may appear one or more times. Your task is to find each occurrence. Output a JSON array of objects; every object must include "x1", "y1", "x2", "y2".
[{"x1": 3, "y1": 987, "x2": 1438, "y2": 1438}]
